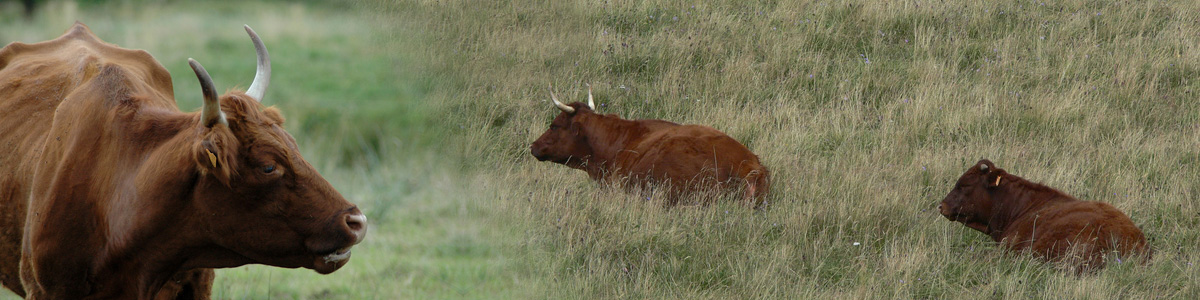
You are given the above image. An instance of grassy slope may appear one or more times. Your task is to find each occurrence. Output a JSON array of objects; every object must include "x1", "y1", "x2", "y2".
[
  {"x1": 382, "y1": 0, "x2": 1200, "y2": 298},
  {"x1": 0, "y1": 1, "x2": 520, "y2": 299},
  {"x1": 4, "y1": 0, "x2": 1200, "y2": 299}
]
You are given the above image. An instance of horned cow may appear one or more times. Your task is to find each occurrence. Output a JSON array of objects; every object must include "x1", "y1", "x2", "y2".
[
  {"x1": 0, "y1": 23, "x2": 367, "y2": 299},
  {"x1": 939, "y1": 159, "x2": 1150, "y2": 271},
  {"x1": 531, "y1": 86, "x2": 770, "y2": 207}
]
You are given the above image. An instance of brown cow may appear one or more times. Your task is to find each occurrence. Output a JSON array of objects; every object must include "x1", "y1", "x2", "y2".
[
  {"x1": 0, "y1": 23, "x2": 367, "y2": 299},
  {"x1": 939, "y1": 159, "x2": 1150, "y2": 271},
  {"x1": 530, "y1": 86, "x2": 770, "y2": 207}
]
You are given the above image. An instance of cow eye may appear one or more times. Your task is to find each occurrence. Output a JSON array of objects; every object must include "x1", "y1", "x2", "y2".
[{"x1": 262, "y1": 165, "x2": 276, "y2": 174}]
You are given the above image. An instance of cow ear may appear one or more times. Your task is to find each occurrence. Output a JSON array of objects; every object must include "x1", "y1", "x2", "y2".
[
  {"x1": 262, "y1": 106, "x2": 285, "y2": 125},
  {"x1": 569, "y1": 119, "x2": 585, "y2": 135},
  {"x1": 194, "y1": 133, "x2": 238, "y2": 186},
  {"x1": 984, "y1": 170, "x2": 1005, "y2": 188}
]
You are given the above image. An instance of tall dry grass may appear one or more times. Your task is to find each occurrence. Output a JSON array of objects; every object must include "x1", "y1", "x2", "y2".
[{"x1": 381, "y1": 0, "x2": 1200, "y2": 298}]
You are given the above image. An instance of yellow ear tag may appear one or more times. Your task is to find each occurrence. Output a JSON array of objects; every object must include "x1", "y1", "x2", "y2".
[
  {"x1": 206, "y1": 149, "x2": 218, "y2": 168},
  {"x1": 993, "y1": 176, "x2": 1002, "y2": 186}
]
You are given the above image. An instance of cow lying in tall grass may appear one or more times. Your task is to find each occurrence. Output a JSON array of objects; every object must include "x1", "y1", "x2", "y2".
[
  {"x1": 939, "y1": 159, "x2": 1150, "y2": 271},
  {"x1": 530, "y1": 85, "x2": 770, "y2": 207}
]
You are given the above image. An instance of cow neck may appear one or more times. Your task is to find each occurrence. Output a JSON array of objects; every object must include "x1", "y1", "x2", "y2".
[
  {"x1": 27, "y1": 102, "x2": 200, "y2": 298},
  {"x1": 578, "y1": 112, "x2": 644, "y2": 180},
  {"x1": 985, "y1": 174, "x2": 1072, "y2": 240},
  {"x1": 96, "y1": 105, "x2": 202, "y2": 294}
]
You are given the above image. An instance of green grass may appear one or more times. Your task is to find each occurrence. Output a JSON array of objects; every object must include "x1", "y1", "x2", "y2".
[
  {"x1": 377, "y1": 0, "x2": 1200, "y2": 298},
  {"x1": 0, "y1": 1, "x2": 522, "y2": 299},
  {"x1": 4, "y1": 0, "x2": 1200, "y2": 299}
]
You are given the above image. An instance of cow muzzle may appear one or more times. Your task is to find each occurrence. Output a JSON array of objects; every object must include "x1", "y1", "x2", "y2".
[
  {"x1": 938, "y1": 203, "x2": 956, "y2": 220},
  {"x1": 311, "y1": 212, "x2": 368, "y2": 274},
  {"x1": 530, "y1": 144, "x2": 550, "y2": 161}
]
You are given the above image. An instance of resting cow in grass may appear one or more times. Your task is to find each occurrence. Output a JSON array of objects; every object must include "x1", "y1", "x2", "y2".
[
  {"x1": 0, "y1": 23, "x2": 367, "y2": 299},
  {"x1": 939, "y1": 159, "x2": 1150, "y2": 270},
  {"x1": 530, "y1": 85, "x2": 770, "y2": 207}
]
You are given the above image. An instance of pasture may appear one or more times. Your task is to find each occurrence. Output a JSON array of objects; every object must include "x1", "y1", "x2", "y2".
[
  {"x1": 382, "y1": 0, "x2": 1200, "y2": 298},
  {"x1": 1, "y1": 0, "x2": 520, "y2": 299},
  {"x1": 0, "y1": 0, "x2": 1198, "y2": 299}
]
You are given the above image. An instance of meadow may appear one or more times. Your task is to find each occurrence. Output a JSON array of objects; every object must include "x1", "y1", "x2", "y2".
[
  {"x1": 2, "y1": 0, "x2": 1200, "y2": 299},
  {"x1": 381, "y1": 0, "x2": 1200, "y2": 298},
  {"x1": 1, "y1": 0, "x2": 521, "y2": 299}
]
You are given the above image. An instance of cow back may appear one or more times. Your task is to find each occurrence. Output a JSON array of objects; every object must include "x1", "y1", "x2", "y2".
[
  {"x1": 1001, "y1": 199, "x2": 1150, "y2": 269},
  {"x1": 0, "y1": 23, "x2": 178, "y2": 297},
  {"x1": 616, "y1": 123, "x2": 770, "y2": 206}
]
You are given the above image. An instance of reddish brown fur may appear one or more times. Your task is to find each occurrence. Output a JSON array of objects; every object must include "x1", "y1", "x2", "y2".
[
  {"x1": 531, "y1": 102, "x2": 770, "y2": 207},
  {"x1": 0, "y1": 23, "x2": 365, "y2": 299},
  {"x1": 939, "y1": 159, "x2": 1150, "y2": 271}
]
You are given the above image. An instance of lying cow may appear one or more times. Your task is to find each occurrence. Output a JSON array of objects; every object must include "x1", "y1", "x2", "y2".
[
  {"x1": 0, "y1": 23, "x2": 367, "y2": 299},
  {"x1": 530, "y1": 85, "x2": 770, "y2": 207},
  {"x1": 939, "y1": 159, "x2": 1150, "y2": 270}
]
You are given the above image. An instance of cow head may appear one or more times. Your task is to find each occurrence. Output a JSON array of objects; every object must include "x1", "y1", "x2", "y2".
[
  {"x1": 939, "y1": 159, "x2": 1007, "y2": 233},
  {"x1": 185, "y1": 26, "x2": 366, "y2": 274},
  {"x1": 530, "y1": 85, "x2": 597, "y2": 169}
]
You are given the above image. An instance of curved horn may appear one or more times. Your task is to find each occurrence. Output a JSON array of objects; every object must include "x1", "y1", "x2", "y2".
[
  {"x1": 586, "y1": 83, "x2": 595, "y2": 110},
  {"x1": 243, "y1": 25, "x2": 271, "y2": 102},
  {"x1": 549, "y1": 85, "x2": 575, "y2": 113},
  {"x1": 189, "y1": 58, "x2": 227, "y2": 128}
]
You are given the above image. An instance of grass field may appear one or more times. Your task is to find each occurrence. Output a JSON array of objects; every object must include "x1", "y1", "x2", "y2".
[
  {"x1": 1, "y1": 0, "x2": 522, "y2": 299},
  {"x1": 3, "y1": 0, "x2": 1200, "y2": 299},
  {"x1": 380, "y1": 0, "x2": 1200, "y2": 298}
]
